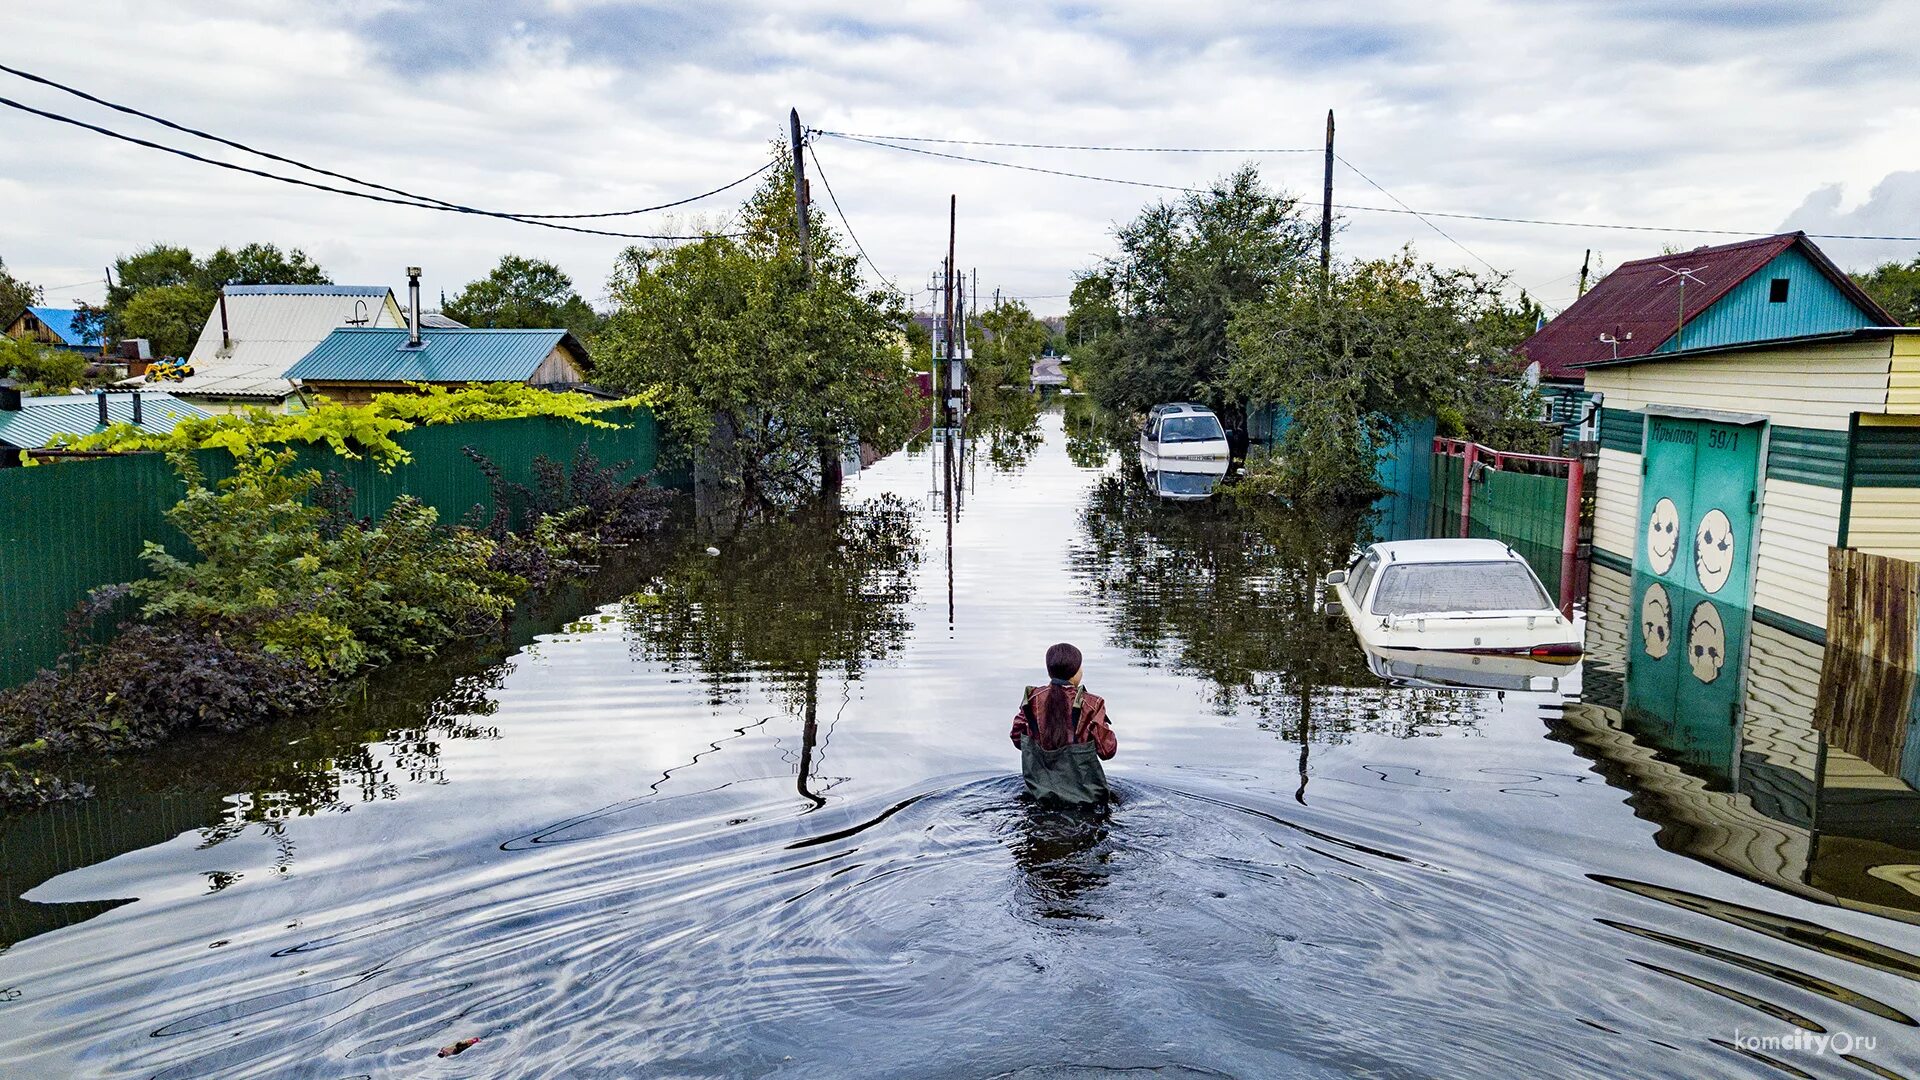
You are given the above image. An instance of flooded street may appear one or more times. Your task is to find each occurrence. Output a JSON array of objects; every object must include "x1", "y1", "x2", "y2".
[{"x1": 3, "y1": 405, "x2": 1918, "y2": 1078}]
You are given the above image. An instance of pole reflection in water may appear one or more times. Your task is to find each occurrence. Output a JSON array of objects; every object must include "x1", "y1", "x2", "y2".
[{"x1": 0, "y1": 406, "x2": 1917, "y2": 1079}]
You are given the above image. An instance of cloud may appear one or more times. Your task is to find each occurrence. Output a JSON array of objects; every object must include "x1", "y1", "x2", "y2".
[{"x1": 1780, "y1": 171, "x2": 1920, "y2": 269}]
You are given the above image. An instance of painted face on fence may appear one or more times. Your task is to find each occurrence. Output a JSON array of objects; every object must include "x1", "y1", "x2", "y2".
[
  {"x1": 1687, "y1": 601, "x2": 1726, "y2": 683},
  {"x1": 1646, "y1": 498, "x2": 1680, "y2": 574},
  {"x1": 1640, "y1": 582, "x2": 1672, "y2": 660},
  {"x1": 1694, "y1": 508, "x2": 1735, "y2": 594}
]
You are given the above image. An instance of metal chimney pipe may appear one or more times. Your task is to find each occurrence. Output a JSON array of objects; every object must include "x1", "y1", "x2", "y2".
[
  {"x1": 406, "y1": 266, "x2": 423, "y2": 347},
  {"x1": 218, "y1": 288, "x2": 230, "y2": 349},
  {"x1": 131, "y1": 391, "x2": 144, "y2": 426},
  {"x1": 96, "y1": 388, "x2": 109, "y2": 426}
]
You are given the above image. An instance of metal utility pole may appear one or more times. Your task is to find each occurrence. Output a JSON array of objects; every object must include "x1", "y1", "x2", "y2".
[
  {"x1": 790, "y1": 108, "x2": 811, "y2": 278},
  {"x1": 1577, "y1": 249, "x2": 1592, "y2": 297},
  {"x1": 1320, "y1": 110, "x2": 1335, "y2": 282}
]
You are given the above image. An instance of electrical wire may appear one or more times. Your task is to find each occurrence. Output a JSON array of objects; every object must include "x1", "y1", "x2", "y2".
[
  {"x1": 0, "y1": 61, "x2": 772, "y2": 221},
  {"x1": 1336, "y1": 154, "x2": 1505, "y2": 276},
  {"x1": 809, "y1": 129, "x2": 1318, "y2": 154},
  {"x1": 0, "y1": 94, "x2": 740, "y2": 241},
  {"x1": 819, "y1": 128, "x2": 1920, "y2": 243},
  {"x1": 805, "y1": 141, "x2": 904, "y2": 297}
]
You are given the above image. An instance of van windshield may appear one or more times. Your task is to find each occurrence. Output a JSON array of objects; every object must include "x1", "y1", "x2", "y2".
[
  {"x1": 1158, "y1": 415, "x2": 1225, "y2": 442},
  {"x1": 1369, "y1": 561, "x2": 1551, "y2": 616}
]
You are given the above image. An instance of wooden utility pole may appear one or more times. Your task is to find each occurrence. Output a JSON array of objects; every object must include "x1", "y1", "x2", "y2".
[
  {"x1": 1320, "y1": 109, "x2": 1335, "y2": 281},
  {"x1": 790, "y1": 109, "x2": 811, "y2": 278},
  {"x1": 1577, "y1": 248, "x2": 1592, "y2": 297},
  {"x1": 945, "y1": 195, "x2": 957, "y2": 428}
]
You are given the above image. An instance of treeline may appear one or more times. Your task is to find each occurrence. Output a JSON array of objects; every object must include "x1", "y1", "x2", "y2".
[{"x1": 1066, "y1": 165, "x2": 1548, "y2": 500}]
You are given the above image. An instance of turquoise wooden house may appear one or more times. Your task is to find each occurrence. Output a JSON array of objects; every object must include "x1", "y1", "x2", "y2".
[{"x1": 1521, "y1": 232, "x2": 1912, "y2": 646}]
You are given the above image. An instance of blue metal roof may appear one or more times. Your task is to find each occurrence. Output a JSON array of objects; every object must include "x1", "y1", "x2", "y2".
[
  {"x1": 223, "y1": 285, "x2": 390, "y2": 297},
  {"x1": 0, "y1": 392, "x2": 210, "y2": 451},
  {"x1": 23, "y1": 307, "x2": 103, "y2": 347},
  {"x1": 284, "y1": 327, "x2": 582, "y2": 383}
]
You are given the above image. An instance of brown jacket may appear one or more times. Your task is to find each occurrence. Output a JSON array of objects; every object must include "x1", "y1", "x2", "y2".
[{"x1": 1010, "y1": 685, "x2": 1117, "y2": 759}]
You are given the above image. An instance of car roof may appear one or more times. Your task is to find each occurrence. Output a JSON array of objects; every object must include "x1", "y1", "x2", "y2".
[
  {"x1": 1366, "y1": 538, "x2": 1521, "y2": 563},
  {"x1": 1151, "y1": 402, "x2": 1216, "y2": 416}
]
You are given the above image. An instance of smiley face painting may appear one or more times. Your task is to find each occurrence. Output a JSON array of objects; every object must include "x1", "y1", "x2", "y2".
[
  {"x1": 1686, "y1": 601, "x2": 1726, "y2": 683},
  {"x1": 1645, "y1": 497, "x2": 1680, "y2": 575},
  {"x1": 1694, "y1": 508, "x2": 1735, "y2": 594},
  {"x1": 1640, "y1": 582, "x2": 1673, "y2": 660}
]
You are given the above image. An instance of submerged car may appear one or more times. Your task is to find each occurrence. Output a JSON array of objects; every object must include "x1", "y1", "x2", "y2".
[
  {"x1": 1140, "y1": 403, "x2": 1229, "y2": 461},
  {"x1": 1326, "y1": 539, "x2": 1581, "y2": 661},
  {"x1": 1139, "y1": 450, "x2": 1228, "y2": 500},
  {"x1": 1360, "y1": 642, "x2": 1572, "y2": 693}
]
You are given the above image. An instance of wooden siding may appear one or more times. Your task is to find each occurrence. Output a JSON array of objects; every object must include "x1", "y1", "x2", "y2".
[
  {"x1": 1889, "y1": 333, "x2": 1920, "y2": 414},
  {"x1": 1753, "y1": 478, "x2": 1842, "y2": 630},
  {"x1": 1585, "y1": 338, "x2": 1893, "y2": 430},
  {"x1": 530, "y1": 344, "x2": 585, "y2": 386},
  {"x1": 1583, "y1": 561, "x2": 1633, "y2": 676},
  {"x1": 1593, "y1": 446, "x2": 1641, "y2": 562},
  {"x1": 1846, "y1": 488, "x2": 1920, "y2": 561},
  {"x1": 1654, "y1": 247, "x2": 1881, "y2": 355}
]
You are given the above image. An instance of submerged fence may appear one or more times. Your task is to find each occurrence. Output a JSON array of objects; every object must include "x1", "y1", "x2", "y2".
[{"x1": 0, "y1": 408, "x2": 662, "y2": 690}]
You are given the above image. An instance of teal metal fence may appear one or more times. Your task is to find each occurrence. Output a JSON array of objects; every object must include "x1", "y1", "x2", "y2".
[{"x1": 0, "y1": 408, "x2": 662, "y2": 690}]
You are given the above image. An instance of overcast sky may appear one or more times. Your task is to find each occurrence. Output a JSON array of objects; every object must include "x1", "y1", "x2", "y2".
[{"x1": 4, "y1": 1, "x2": 1918, "y2": 319}]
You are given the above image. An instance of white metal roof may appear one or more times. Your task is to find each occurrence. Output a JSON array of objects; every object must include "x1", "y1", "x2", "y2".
[
  {"x1": 1367, "y1": 538, "x2": 1522, "y2": 563},
  {"x1": 176, "y1": 287, "x2": 403, "y2": 400}
]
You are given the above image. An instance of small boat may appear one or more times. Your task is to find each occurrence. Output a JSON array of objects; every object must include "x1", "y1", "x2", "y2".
[
  {"x1": 1139, "y1": 450, "x2": 1227, "y2": 500},
  {"x1": 1325, "y1": 539, "x2": 1581, "y2": 661},
  {"x1": 1139, "y1": 403, "x2": 1229, "y2": 462}
]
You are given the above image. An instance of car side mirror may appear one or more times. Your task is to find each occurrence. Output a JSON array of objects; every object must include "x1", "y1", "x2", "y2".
[{"x1": 1324, "y1": 570, "x2": 1348, "y2": 586}]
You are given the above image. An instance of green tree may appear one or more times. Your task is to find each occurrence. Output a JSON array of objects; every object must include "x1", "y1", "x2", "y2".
[
  {"x1": 1, "y1": 338, "x2": 89, "y2": 395},
  {"x1": 102, "y1": 242, "x2": 328, "y2": 343},
  {"x1": 444, "y1": 255, "x2": 603, "y2": 338},
  {"x1": 1226, "y1": 249, "x2": 1541, "y2": 500},
  {"x1": 1, "y1": 254, "x2": 41, "y2": 318},
  {"x1": 1072, "y1": 166, "x2": 1317, "y2": 425},
  {"x1": 969, "y1": 299, "x2": 1048, "y2": 390},
  {"x1": 120, "y1": 283, "x2": 213, "y2": 357},
  {"x1": 198, "y1": 243, "x2": 329, "y2": 291},
  {"x1": 1854, "y1": 257, "x2": 1920, "y2": 325},
  {"x1": 595, "y1": 145, "x2": 918, "y2": 508}
]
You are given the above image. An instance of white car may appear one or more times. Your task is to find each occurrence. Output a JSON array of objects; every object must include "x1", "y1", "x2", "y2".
[
  {"x1": 1140, "y1": 403, "x2": 1229, "y2": 461},
  {"x1": 1326, "y1": 539, "x2": 1581, "y2": 661},
  {"x1": 1139, "y1": 450, "x2": 1228, "y2": 500}
]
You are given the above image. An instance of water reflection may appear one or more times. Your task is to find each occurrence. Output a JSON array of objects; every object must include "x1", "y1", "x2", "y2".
[
  {"x1": 1563, "y1": 563, "x2": 1920, "y2": 923},
  {"x1": 1138, "y1": 449, "x2": 1227, "y2": 501},
  {"x1": 1011, "y1": 802, "x2": 1113, "y2": 921},
  {"x1": 1361, "y1": 644, "x2": 1571, "y2": 694}
]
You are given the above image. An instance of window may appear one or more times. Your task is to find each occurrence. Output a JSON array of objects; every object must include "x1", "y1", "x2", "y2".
[
  {"x1": 1769, "y1": 278, "x2": 1790, "y2": 303},
  {"x1": 1369, "y1": 561, "x2": 1551, "y2": 616},
  {"x1": 1349, "y1": 553, "x2": 1381, "y2": 605},
  {"x1": 1157, "y1": 414, "x2": 1225, "y2": 442}
]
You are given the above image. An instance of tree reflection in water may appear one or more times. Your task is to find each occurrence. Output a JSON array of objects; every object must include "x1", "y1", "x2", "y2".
[
  {"x1": 1073, "y1": 468, "x2": 1483, "y2": 798},
  {"x1": 967, "y1": 389, "x2": 1044, "y2": 474},
  {"x1": 623, "y1": 496, "x2": 922, "y2": 806}
]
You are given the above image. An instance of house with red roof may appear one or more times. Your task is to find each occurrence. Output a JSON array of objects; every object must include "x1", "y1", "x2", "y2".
[{"x1": 1552, "y1": 232, "x2": 1920, "y2": 647}]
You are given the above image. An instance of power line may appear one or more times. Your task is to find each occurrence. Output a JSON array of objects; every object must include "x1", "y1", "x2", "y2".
[
  {"x1": 0, "y1": 94, "x2": 739, "y2": 241},
  {"x1": 0, "y1": 62, "x2": 771, "y2": 221},
  {"x1": 1335, "y1": 154, "x2": 1505, "y2": 277},
  {"x1": 805, "y1": 140, "x2": 896, "y2": 293},
  {"x1": 809, "y1": 129, "x2": 1318, "y2": 154},
  {"x1": 820, "y1": 128, "x2": 1920, "y2": 243}
]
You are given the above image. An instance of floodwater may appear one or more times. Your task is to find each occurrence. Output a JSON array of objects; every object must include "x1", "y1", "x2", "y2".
[{"x1": 2, "y1": 404, "x2": 1919, "y2": 1078}]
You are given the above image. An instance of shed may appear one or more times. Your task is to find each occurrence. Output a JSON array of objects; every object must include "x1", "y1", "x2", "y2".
[
  {"x1": 0, "y1": 387, "x2": 209, "y2": 465},
  {"x1": 4, "y1": 306, "x2": 105, "y2": 354},
  {"x1": 1584, "y1": 326, "x2": 1920, "y2": 644},
  {"x1": 283, "y1": 326, "x2": 589, "y2": 405},
  {"x1": 174, "y1": 285, "x2": 406, "y2": 412}
]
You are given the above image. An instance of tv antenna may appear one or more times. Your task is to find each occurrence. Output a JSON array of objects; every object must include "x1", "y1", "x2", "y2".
[
  {"x1": 346, "y1": 299, "x2": 370, "y2": 326},
  {"x1": 1598, "y1": 330, "x2": 1634, "y2": 359},
  {"x1": 1655, "y1": 264, "x2": 1706, "y2": 350}
]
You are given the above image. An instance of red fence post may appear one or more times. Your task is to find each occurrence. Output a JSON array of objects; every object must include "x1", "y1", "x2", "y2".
[
  {"x1": 1559, "y1": 455, "x2": 1585, "y2": 615},
  {"x1": 1459, "y1": 442, "x2": 1477, "y2": 538}
]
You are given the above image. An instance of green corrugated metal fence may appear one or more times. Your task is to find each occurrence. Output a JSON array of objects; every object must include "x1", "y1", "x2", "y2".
[
  {"x1": 0, "y1": 408, "x2": 662, "y2": 690},
  {"x1": 1428, "y1": 452, "x2": 1570, "y2": 596}
]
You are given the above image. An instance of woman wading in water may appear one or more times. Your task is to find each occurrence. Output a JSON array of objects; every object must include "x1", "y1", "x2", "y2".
[{"x1": 1010, "y1": 643, "x2": 1118, "y2": 807}]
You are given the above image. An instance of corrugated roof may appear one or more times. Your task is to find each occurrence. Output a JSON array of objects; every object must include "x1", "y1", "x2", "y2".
[
  {"x1": 223, "y1": 285, "x2": 391, "y2": 297},
  {"x1": 178, "y1": 286, "x2": 403, "y2": 400},
  {"x1": 21, "y1": 306, "x2": 103, "y2": 347},
  {"x1": 1517, "y1": 232, "x2": 1898, "y2": 380},
  {"x1": 0, "y1": 392, "x2": 210, "y2": 451},
  {"x1": 285, "y1": 327, "x2": 585, "y2": 384}
]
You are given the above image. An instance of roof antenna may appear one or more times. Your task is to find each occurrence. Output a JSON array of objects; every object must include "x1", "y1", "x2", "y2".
[
  {"x1": 1655, "y1": 264, "x2": 1706, "y2": 351},
  {"x1": 347, "y1": 299, "x2": 369, "y2": 327}
]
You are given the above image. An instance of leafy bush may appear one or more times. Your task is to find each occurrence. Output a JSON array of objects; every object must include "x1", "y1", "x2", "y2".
[
  {"x1": 44, "y1": 383, "x2": 657, "y2": 469},
  {"x1": 466, "y1": 443, "x2": 673, "y2": 588}
]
